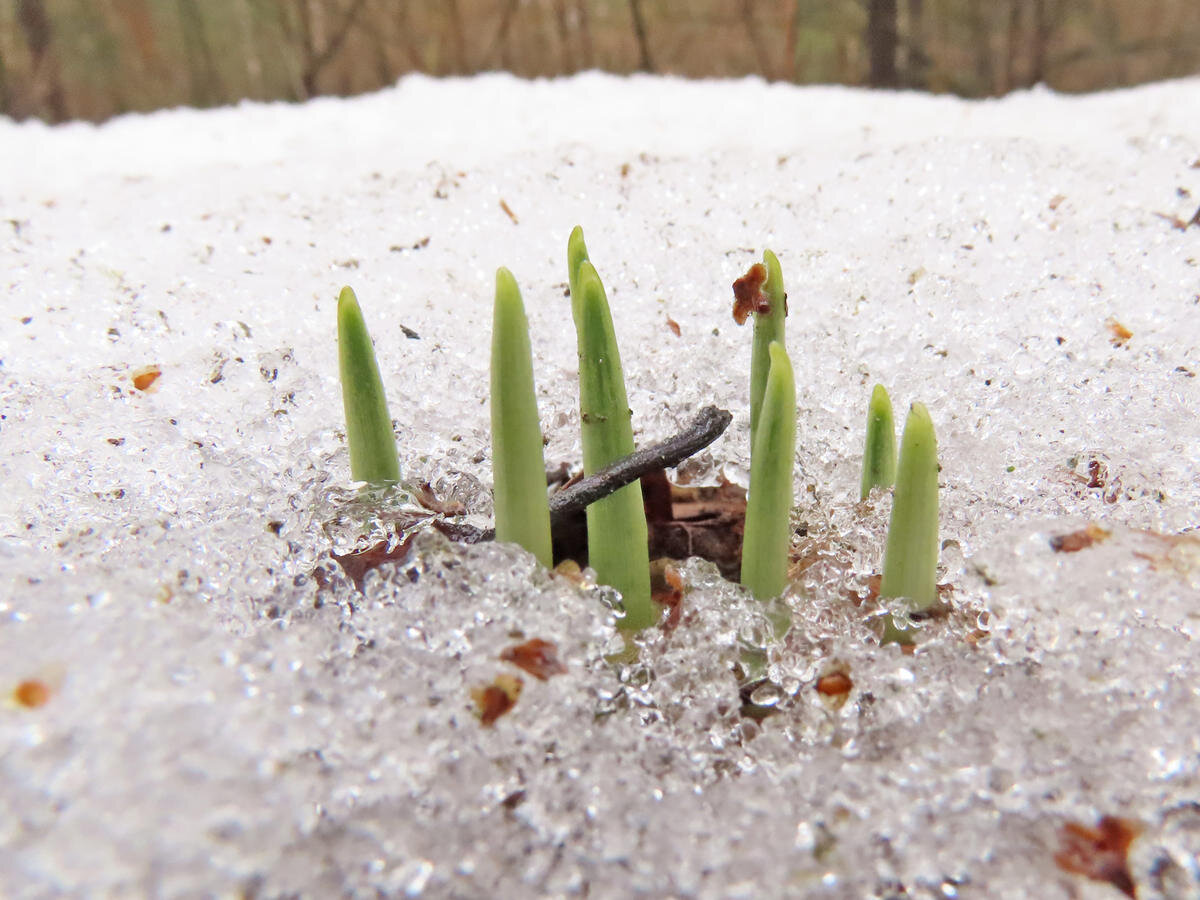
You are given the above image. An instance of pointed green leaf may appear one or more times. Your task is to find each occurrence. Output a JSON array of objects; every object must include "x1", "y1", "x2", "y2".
[
  {"x1": 491, "y1": 268, "x2": 553, "y2": 568},
  {"x1": 569, "y1": 233, "x2": 653, "y2": 630},
  {"x1": 750, "y1": 249, "x2": 787, "y2": 450},
  {"x1": 860, "y1": 383, "x2": 897, "y2": 500},
  {"x1": 337, "y1": 286, "x2": 400, "y2": 484},
  {"x1": 740, "y1": 341, "x2": 796, "y2": 601},
  {"x1": 567, "y1": 224, "x2": 590, "y2": 314},
  {"x1": 880, "y1": 402, "x2": 939, "y2": 616}
]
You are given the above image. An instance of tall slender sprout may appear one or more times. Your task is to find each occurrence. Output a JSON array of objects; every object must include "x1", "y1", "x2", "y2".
[
  {"x1": 749, "y1": 250, "x2": 787, "y2": 450},
  {"x1": 567, "y1": 226, "x2": 654, "y2": 631},
  {"x1": 740, "y1": 341, "x2": 796, "y2": 601},
  {"x1": 337, "y1": 286, "x2": 400, "y2": 484},
  {"x1": 490, "y1": 268, "x2": 553, "y2": 568},
  {"x1": 860, "y1": 383, "x2": 897, "y2": 500},
  {"x1": 879, "y1": 402, "x2": 939, "y2": 642}
]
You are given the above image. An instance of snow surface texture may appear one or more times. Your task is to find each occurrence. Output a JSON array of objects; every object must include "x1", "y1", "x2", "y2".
[{"x1": 2, "y1": 72, "x2": 1199, "y2": 898}]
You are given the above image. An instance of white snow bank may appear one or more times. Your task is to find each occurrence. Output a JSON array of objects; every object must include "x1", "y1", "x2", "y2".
[{"x1": 5, "y1": 72, "x2": 1200, "y2": 195}]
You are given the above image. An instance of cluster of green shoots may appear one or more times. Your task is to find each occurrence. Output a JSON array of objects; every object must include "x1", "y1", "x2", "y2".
[{"x1": 336, "y1": 231, "x2": 939, "y2": 643}]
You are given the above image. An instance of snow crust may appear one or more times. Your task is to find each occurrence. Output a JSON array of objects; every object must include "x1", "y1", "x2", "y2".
[{"x1": 2, "y1": 72, "x2": 1199, "y2": 898}]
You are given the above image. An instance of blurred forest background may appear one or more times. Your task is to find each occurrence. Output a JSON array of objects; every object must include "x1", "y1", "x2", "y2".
[{"x1": 3, "y1": 0, "x2": 1199, "y2": 122}]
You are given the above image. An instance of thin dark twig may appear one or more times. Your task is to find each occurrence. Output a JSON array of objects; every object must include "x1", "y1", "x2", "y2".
[
  {"x1": 458, "y1": 405, "x2": 732, "y2": 544},
  {"x1": 349, "y1": 404, "x2": 732, "y2": 575},
  {"x1": 548, "y1": 405, "x2": 732, "y2": 523}
]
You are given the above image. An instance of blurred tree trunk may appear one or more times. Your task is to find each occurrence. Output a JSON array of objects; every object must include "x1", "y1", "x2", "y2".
[
  {"x1": 785, "y1": 0, "x2": 801, "y2": 81},
  {"x1": 486, "y1": 0, "x2": 520, "y2": 70},
  {"x1": 287, "y1": 0, "x2": 369, "y2": 98},
  {"x1": 741, "y1": 0, "x2": 774, "y2": 79},
  {"x1": 1003, "y1": 0, "x2": 1022, "y2": 92},
  {"x1": 177, "y1": 0, "x2": 225, "y2": 106},
  {"x1": 0, "y1": 45, "x2": 6, "y2": 116},
  {"x1": 16, "y1": 0, "x2": 67, "y2": 120},
  {"x1": 391, "y1": 1, "x2": 427, "y2": 72},
  {"x1": 552, "y1": 0, "x2": 574, "y2": 74},
  {"x1": 968, "y1": 1, "x2": 994, "y2": 94},
  {"x1": 866, "y1": 0, "x2": 898, "y2": 87},
  {"x1": 575, "y1": 0, "x2": 594, "y2": 69},
  {"x1": 115, "y1": 0, "x2": 161, "y2": 69},
  {"x1": 363, "y1": 0, "x2": 393, "y2": 86},
  {"x1": 1167, "y1": 0, "x2": 1199, "y2": 75},
  {"x1": 1031, "y1": 0, "x2": 1050, "y2": 84},
  {"x1": 237, "y1": 0, "x2": 268, "y2": 99},
  {"x1": 447, "y1": 0, "x2": 468, "y2": 73},
  {"x1": 904, "y1": 0, "x2": 930, "y2": 88},
  {"x1": 629, "y1": 0, "x2": 654, "y2": 72}
]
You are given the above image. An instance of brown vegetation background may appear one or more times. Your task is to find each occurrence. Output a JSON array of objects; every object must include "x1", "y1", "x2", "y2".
[{"x1": 3, "y1": 0, "x2": 1199, "y2": 123}]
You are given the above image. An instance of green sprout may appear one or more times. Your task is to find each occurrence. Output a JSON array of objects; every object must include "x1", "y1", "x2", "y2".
[
  {"x1": 749, "y1": 249, "x2": 787, "y2": 450},
  {"x1": 740, "y1": 341, "x2": 796, "y2": 601},
  {"x1": 337, "y1": 285, "x2": 400, "y2": 484},
  {"x1": 860, "y1": 383, "x2": 897, "y2": 500},
  {"x1": 878, "y1": 402, "x2": 939, "y2": 643},
  {"x1": 490, "y1": 267, "x2": 553, "y2": 568},
  {"x1": 567, "y1": 226, "x2": 654, "y2": 631}
]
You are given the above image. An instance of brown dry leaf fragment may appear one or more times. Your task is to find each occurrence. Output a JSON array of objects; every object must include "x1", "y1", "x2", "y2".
[
  {"x1": 1106, "y1": 318, "x2": 1133, "y2": 347},
  {"x1": 13, "y1": 680, "x2": 52, "y2": 708},
  {"x1": 131, "y1": 365, "x2": 161, "y2": 391},
  {"x1": 815, "y1": 668, "x2": 853, "y2": 709},
  {"x1": 848, "y1": 573, "x2": 882, "y2": 606},
  {"x1": 1154, "y1": 211, "x2": 1190, "y2": 231},
  {"x1": 619, "y1": 162, "x2": 631, "y2": 177},
  {"x1": 414, "y1": 482, "x2": 467, "y2": 516},
  {"x1": 499, "y1": 198, "x2": 519, "y2": 225},
  {"x1": 964, "y1": 628, "x2": 990, "y2": 648},
  {"x1": 1049, "y1": 522, "x2": 1112, "y2": 553},
  {"x1": 732, "y1": 262, "x2": 769, "y2": 325},
  {"x1": 331, "y1": 534, "x2": 416, "y2": 591},
  {"x1": 644, "y1": 469, "x2": 746, "y2": 581},
  {"x1": 650, "y1": 558, "x2": 684, "y2": 631},
  {"x1": 1049, "y1": 194, "x2": 1066, "y2": 210},
  {"x1": 553, "y1": 559, "x2": 586, "y2": 584},
  {"x1": 665, "y1": 316, "x2": 681, "y2": 337},
  {"x1": 500, "y1": 638, "x2": 567, "y2": 681},
  {"x1": 471, "y1": 674, "x2": 522, "y2": 726},
  {"x1": 1130, "y1": 529, "x2": 1200, "y2": 575},
  {"x1": 1055, "y1": 816, "x2": 1141, "y2": 898},
  {"x1": 500, "y1": 789, "x2": 526, "y2": 810}
]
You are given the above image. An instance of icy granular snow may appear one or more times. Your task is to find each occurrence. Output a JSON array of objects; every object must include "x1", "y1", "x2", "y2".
[{"x1": 1, "y1": 73, "x2": 1199, "y2": 898}]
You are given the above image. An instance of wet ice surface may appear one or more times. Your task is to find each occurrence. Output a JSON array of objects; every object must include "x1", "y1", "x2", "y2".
[{"x1": 2, "y1": 73, "x2": 1199, "y2": 897}]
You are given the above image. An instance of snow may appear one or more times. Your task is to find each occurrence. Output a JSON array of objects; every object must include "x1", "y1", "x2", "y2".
[{"x1": 2, "y1": 72, "x2": 1199, "y2": 898}]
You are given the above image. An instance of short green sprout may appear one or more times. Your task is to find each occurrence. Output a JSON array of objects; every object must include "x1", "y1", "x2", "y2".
[
  {"x1": 567, "y1": 227, "x2": 654, "y2": 631},
  {"x1": 879, "y1": 402, "x2": 940, "y2": 642},
  {"x1": 860, "y1": 383, "x2": 897, "y2": 500},
  {"x1": 740, "y1": 341, "x2": 796, "y2": 601},
  {"x1": 490, "y1": 268, "x2": 553, "y2": 568},
  {"x1": 337, "y1": 286, "x2": 400, "y2": 484},
  {"x1": 749, "y1": 249, "x2": 787, "y2": 450}
]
